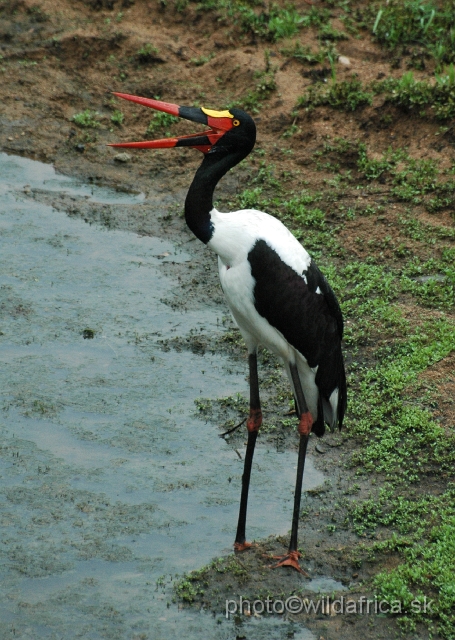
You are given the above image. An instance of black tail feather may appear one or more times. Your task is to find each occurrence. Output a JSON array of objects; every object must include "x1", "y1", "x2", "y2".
[
  {"x1": 311, "y1": 393, "x2": 325, "y2": 438},
  {"x1": 338, "y1": 354, "x2": 347, "y2": 430}
]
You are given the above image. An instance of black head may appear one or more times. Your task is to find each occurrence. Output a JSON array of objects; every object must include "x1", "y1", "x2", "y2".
[
  {"x1": 108, "y1": 93, "x2": 256, "y2": 159},
  {"x1": 208, "y1": 107, "x2": 256, "y2": 162}
]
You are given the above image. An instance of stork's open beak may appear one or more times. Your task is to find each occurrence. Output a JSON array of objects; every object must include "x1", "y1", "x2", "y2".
[{"x1": 107, "y1": 92, "x2": 235, "y2": 154}]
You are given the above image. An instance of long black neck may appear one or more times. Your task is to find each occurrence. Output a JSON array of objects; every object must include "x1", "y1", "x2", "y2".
[{"x1": 184, "y1": 150, "x2": 243, "y2": 244}]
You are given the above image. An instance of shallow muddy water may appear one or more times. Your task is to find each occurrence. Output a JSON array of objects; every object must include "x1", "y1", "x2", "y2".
[{"x1": 0, "y1": 153, "x2": 327, "y2": 639}]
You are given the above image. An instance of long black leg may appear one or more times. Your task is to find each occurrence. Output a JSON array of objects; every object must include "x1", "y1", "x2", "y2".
[
  {"x1": 271, "y1": 362, "x2": 311, "y2": 574},
  {"x1": 288, "y1": 432, "x2": 309, "y2": 552},
  {"x1": 290, "y1": 362, "x2": 309, "y2": 417},
  {"x1": 288, "y1": 363, "x2": 311, "y2": 553},
  {"x1": 234, "y1": 352, "x2": 262, "y2": 550}
]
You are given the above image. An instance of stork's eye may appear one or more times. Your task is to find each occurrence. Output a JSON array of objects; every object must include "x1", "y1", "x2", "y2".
[{"x1": 233, "y1": 119, "x2": 240, "y2": 127}]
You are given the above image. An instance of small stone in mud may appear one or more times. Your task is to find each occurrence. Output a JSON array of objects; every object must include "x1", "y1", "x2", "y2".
[
  {"x1": 414, "y1": 274, "x2": 446, "y2": 283},
  {"x1": 75, "y1": 143, "x2": 85, "y2": 152},
  {"x1": 315, "y1": 444, "x2": 326, "y2": 454},
  {"x1": 114, "y1": 152, "x2": 132, "y2": 163},
  {"x1": 82, "y1": 328, "x2": 95, "y2": 339},
  {"x1": 338, "y1": 56, "x2": 351, "y2": 66}
]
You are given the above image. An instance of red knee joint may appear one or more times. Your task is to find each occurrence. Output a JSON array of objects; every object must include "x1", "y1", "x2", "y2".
[
  {"x1": 298, "y1": 411, "x2": 313, "y2": 436},
  {"x1": 247, "y1": 408, "x2": 262, "y2": 432}
]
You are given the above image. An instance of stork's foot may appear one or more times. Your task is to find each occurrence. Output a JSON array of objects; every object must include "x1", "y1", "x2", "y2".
[
  {"x1": 270, "y1": 550, "x2": 310, "y2": 576},
  {"x1": 234, "y1": 541, "x2": 253, "y2": 552}
]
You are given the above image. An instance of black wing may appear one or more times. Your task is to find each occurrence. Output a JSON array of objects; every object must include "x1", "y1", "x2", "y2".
[{"x1": 248, "y1": 239, "x2": 346, "y2": 433}]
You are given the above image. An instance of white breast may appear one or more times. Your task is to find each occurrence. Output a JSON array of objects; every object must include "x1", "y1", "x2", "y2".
[{"x1": 208, "y1": 208, "x2": 311, "y2": 273}]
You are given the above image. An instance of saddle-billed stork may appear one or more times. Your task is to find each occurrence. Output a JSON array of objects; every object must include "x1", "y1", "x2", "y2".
[{"x1": 109, "y1": 94, "x2": 346, "y2": 574}]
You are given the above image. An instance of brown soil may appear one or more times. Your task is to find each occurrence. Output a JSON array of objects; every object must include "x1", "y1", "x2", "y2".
[
  {"x1": 419, "y1": 352, "x2": 455, "y2": 432},
  {"x1": 1, "y1": 1, "x2": 454, "y2": 639}
]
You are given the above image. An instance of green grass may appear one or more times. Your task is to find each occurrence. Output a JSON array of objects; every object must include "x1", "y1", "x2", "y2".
[
  {"x1": 370, "y1": 0, "x2": 455, "y2": 67},
  {"x1": 340, "y1": 276, "x2": 455, "y2": 638},
  {"x1": 337, "y1": 255, "x2": 455, "y2": 636},
  {"x1": 174, "y1": 556, "x2": 247, "y2": 603},
  {"x1": 311, "y1": 135, "x2": 454, "y2": 216},
  {"x1": 349, "y1": 486, "x2": 455, "y2": 637},
  {"x1": 319, "y1": 21, "x2": 348, "y2": 42},
  {"x1": 146, "y1": 111, "x2": 179, "y2": 135},
  {"x1": 357, "y1": 144, "x2": 408, "y2": 179},
  {"x1": 297, "y1": 76, "x2": 373, "y2": 112},
  {"x1": 347, "y1": 318, "x2": 455, "y2": 466},
  {"x1": 375, "y1": 508, "x2": 455, "y2": 638},
  {"x1": 110, "y1": 110, "x2": 124, "y2": 126},
  {"x1": 169, "y1": 0, "x2": 348, "y2": 43},
  {"x1": 357, "y1": 143, "x2": 455, "y2": 212},
  {"x1": 71, "y1": 109, "x2": 101, "y2": 128},
  {"x1": 229, "y1": 68, "x2": 277, "y2": 113},
  {"x1": 280, "y1": 42, "x2": 325, "y2": 65},
  {"x1": 240, "y1": 5, "x2": 305, "y2": 41},
  {"x1": 296, "y1": 66, "x2": 455, "y2": 119},
  {"x1": 165, "y1": 0, "x2": 455, "y2": 68},
  {"x1": 190, "y1": 53, "x2": 215, "y2": 66},
  {"x1": 136, "y1": 43, "x2": 160, "y2": 63},
  {"x1": 177, "y1": 0, "x2": 309, "y2": 42},
  {"x1": 375, "y1": 66, "x2": 455, "y2": 119}
]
